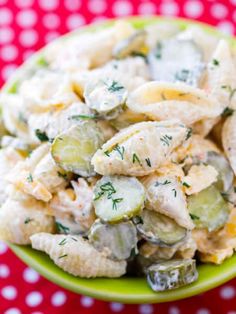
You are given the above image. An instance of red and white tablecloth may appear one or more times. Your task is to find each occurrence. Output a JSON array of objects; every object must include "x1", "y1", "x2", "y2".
[{"x1": 1, "y1": 1, "x2": 236, "y2": 313}]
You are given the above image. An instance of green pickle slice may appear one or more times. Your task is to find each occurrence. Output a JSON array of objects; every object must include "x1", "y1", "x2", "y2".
[
  {"x1": 147, "y1": 259, "x2": 198, "y2": 291},
  {"x1": 188, "y1": 185, "x2": 229, "y2": 232},
  {"x1": 89, "y1": 220, "x2": 138, "y2": 260},
  {"x1": 135, "y1": 209, "x2": 187, "y2": 247},
  {"x1": 93, "y1": 175, "x2": 145, "y2": 222},
  {"x1": 51, "y1": 121, "x2": 104, "y2": 176}
]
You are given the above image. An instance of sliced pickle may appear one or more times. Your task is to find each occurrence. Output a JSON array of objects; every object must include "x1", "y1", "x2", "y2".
[
  {"x1": 51, "y1": 121, "x2": 104, "y2": 176},
  {"x1": 148, "y1": 39, "x2": 204, "y2": 86},
  {"x1": 93, "y1": 175, "x2": 145, "y2": 222},
  {"x1": 188, "y1": 185, "x2": 229, "y2": 232},
  {"x1": 135, "y1": 209, "x2": 187, "y2": 247},
  {"x1": 147, "y1": 259, "x2": 198, "y2": 291},
  {"x1": 113, "y1": 30, "x2": 146, "y2": 59},
  {"x1": 88, "y1": 220, "x2": 138, "y2": 260},
  {"x1": 206, "y1": 151, "x2": 234, "y2": 192}
]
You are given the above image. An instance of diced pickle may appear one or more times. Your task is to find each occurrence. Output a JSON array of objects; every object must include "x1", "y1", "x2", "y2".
[
  {"x1": 206, "y1": 151, "x2": 234, "y2": 192},
  {"x1": 135, "y1": 209, "x2": 187, "y2": 247},
  {"x1": 188, "y1": 185, "x2": 229, "y2": 232},
  {"x1": 148, "y1": 39, "x2": 204, "y2": 86},
  {"x1": 93, "y1": 175, "x2": 145, "y2": 222},
  {"x1": 113, "y1": 30, "x2": 146, "y2": 59},
  {"x1": 147, "y1": 259, "x2": 198, "y2": 291},
  {"x1": 51, "y1": 121, "x2": 104, "y2": 176},
  {"x1": 89, "y1": 219, "x2": 138, "y2": 260}
]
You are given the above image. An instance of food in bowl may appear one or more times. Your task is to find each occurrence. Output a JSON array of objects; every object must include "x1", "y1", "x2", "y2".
[{"x1": 0, "y1": 19, "x2": 236, "y2": 292}]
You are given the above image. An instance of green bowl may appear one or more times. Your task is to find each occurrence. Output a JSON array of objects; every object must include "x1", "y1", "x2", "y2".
[{"x1": 3, "y1": 16, "x2": 236, "y2": 304}]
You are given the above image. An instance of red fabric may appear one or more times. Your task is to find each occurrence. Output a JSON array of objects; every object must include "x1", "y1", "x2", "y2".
[{"x1": 0, "y1": 1, "x2": 236, "y2": 313}]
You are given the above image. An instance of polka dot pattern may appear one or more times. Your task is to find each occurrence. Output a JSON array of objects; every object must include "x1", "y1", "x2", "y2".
[{"x1": 1, "y1": 2, "x2": 236, "y2": 314}]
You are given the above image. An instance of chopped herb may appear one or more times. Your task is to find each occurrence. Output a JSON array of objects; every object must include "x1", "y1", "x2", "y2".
[
  {"x1": 221, "y1": 107, "x2": 234, "y2": 118},
  {"x1": 58, "y1": 254, "x2": 68, "y2": 259},
  {"x1": 175, "y1": 69, "x2": 190, "y2": 82},
  {"x1": 107, "y1": 81, "x2": 125, "y2": 93},
  {"x1": 190, "y1": 213, "x2": 200, "y2": 220},
  {"x1": 35, "y1": 129, "x2": 49, "y2": 142},
  {"x1": 71, "y1": 237, "x2": 78, "y2": 242},
  {"x1": 182, "y1": 182, "x2": 191, "y2": 188},
  {"x1": 94, "y1": 181, "x2": 116, "y2": 201},
  {"x1": 132, "y1": 153, "x2": 141, "y2": 165},
  {"x1": 185, "y1": 128, "x2": 192, "y2": 140},
  {"x1": 155, "y1": 179, "x2": 171, "y2": 187},
  {"x1": 26, "y1": 173, "x2": 33, "y2": 183},
  {"x1": 145, "y1": 158, "x2": 152, "y2": 167},
  {"x1": 172, "y1": 188, "x2": 177, "y2": 197},
  {"x1": 24, "y1": 217, "x2": 33, "y2": 224},
  {"x1": 221, "y1": 85, "x2": 236, "y2": 101},
  {"x1": 57, "y1": 171, "x2": 68, "y2": 180},
  {"x1": 114, "y1": 144, "x2": 125, "y2": 160},
  {"x1": 104, "y1": 150, "x2": 110, "y2": 157},
  {"x1": 58, "y1": 238, "x2": 67, "y2": 246},
  {"x1": 212, "y1": 59, "x2": 219, "y2": 66},
  {"x1": 56, "y1": 222, "x2": 70, "y2": 234},
  {"x1": 155, "y1": 42, "x2": 162, "y2": 59},
  {"x1": 68, "y1": 114, "x2": 97, "y2": 120},
  {"x1": 112, "y1": 198, "x2": 123, "y2": 210},
  {"x1": 160, "y1": 134, "x2": 172, "y2": 146}
]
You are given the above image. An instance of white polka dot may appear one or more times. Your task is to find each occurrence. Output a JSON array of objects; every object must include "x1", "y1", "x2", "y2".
[
  {"x1": 196, "y1": 309, "x2": 210, "y2": 314},
  {"x1": 64, "y1": 0, "x2": 81, "y2": 10},
  {"x1": 1, "y1": 45, "x2": 18, "y2": 62},
  {"x1": 51, "y1": 291, "x2": 67, "y2": 306},
  {"x1": 168, "y1": 306, "x2": 180, "y2": 314},
  {"x1": 110, "y1": 302, "x2": 125, "y2": 312},
  {"x1": 230, "y1": 0, "x2": 236, "y2": 4},
  {"x1": 138, "y1": 2, "x2": 156, "y2": 15},
  {"x1": 1, "y1": 286, "x2": 17, "y2": 300},
  {"x1": 23, "y1": 268, "x2": 40, "y2": 283},
  {"x1": 160, "y1": 1, "x2": 179, "y2": 16},
  {"x1": 0, "y1": 27, "x2": 14, "y2": 44},
  {"x1": 39, "y1": 0, "x2": 59, "y2": 10},
  {"x1": 211, "y1": 3, "x2": 228, "y2": 19},
  {"x1": 26, "y1": 291, "x2": 43, "y2": 307},
  {"x1": 0, "y1": 0, "x2": 7, "y2": 5},
  {"x1": 66, "y1": 14, "x2": 85, "y2": 30},
  {"x1": 15, "y1": 0, "x2": 34, "y2": 8},
  {"x1": 23, "y1": 50, "x2": 35, "y2": 61},
  {"x1": 0, "y1": 241, "x2": 8, "y2": 254},
  {"x1": 80, "y1": 296, "x2": 94, "y2": 307},
  {"x1": 1, "y1": 64, "x2": 17, "y2": 81},
  {"x1": 19, "y1": 29, "x2": 38, "y2": 47},
  {"x1": 16, "y1": 9, "x2": 37, "y2": 28},
  {"x1": 4, "y1": 308, "x2": 21, "y2": 314},
  {"x1": 184, "y1": 0, "x2": 204, "y2": 18},
  {"x1": 112, "y1": 0, "x2": 133, "y2": 16},
  {"x1": 139, "y1": 304, "x2": 154, "y2": 314},
  {"x1": 0, "y1": 8, "x2": 13, "y2": 25},
  {"x1": 44, "y1": 31, "x2": 60, "y2": 43},
  {"x1": 218, "y1": 21, "x2": 235, "y2": 35},
  {"x1": 220, "y1": 286, "x2": 236, "y2": 299},
  {"x1": 88, "y1": 0, "x2": 107, "y2": 14},
  {"x1": 43, "y1": 13, "x2": 60, "y2": 29},
  {"x1": 0, "y1": 264, "x2": 10, "y2": 278}
]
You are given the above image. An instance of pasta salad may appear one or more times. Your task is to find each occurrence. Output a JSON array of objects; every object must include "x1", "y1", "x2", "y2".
[{"x1": 0, "y1": 19, "x2": 236, "y2": 292}]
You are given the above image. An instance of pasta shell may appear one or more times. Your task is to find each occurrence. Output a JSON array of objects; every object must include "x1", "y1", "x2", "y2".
[
  {"x1": 0, "y1": 199, "x2": 55, "y2": 244},
  {"x1": 222, "y1": 113, "x2": 236, "y2": 175},
  {"x1": 92, "y1": 120, "x2": 189, "y2": 176},
  {"x1": 30, "y1": 233, "x2": 127, "y2": 278},
  {"x1": 142, "y1": 173, "x2": 194, "y2": 229},
  {"x1": 127, "y1": 81, "x2": 222, "y2": 126},
  {"x1": 205, "y1": 40, "x2": 236, "y2": 110}
]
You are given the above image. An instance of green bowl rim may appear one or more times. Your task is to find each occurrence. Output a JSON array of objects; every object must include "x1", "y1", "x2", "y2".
[{"x1": 3, "y1": 15, "x2": 236, "y2": 304}]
